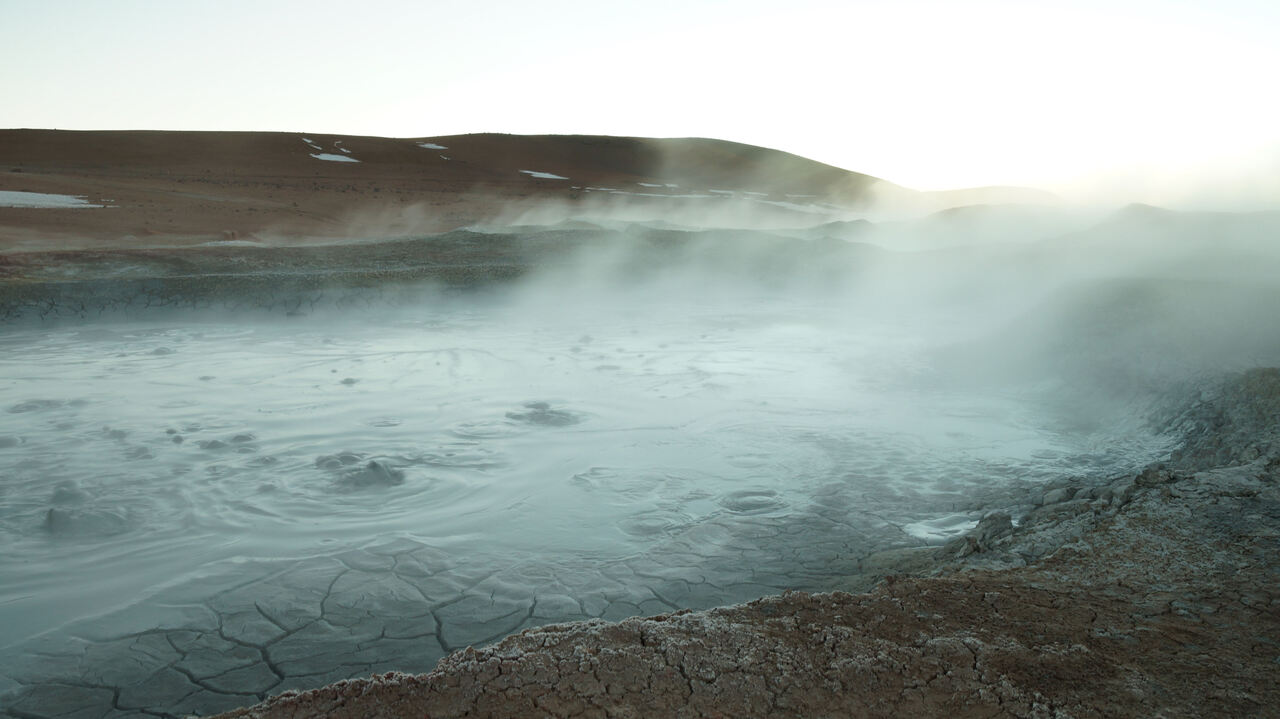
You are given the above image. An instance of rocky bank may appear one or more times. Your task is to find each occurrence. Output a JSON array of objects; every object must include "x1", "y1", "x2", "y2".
[{"x1": 207, "y1": 369, "x2": 1280, "y2": 718}]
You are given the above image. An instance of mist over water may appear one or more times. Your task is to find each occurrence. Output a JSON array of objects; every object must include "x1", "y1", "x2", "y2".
[{"x1": 1, "y1": 207, "x2": 1278, "y2": 712}]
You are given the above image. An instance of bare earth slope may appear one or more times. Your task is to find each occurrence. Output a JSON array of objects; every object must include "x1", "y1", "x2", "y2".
[
  {"x1": 0, "y1": 131, "x2": 910, "y2": 252},
  {"x1": 211, "y1": 370, "x2": 1280, "y2": 719}
]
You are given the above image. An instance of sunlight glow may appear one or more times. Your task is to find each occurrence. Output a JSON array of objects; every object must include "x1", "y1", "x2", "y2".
[{"x1": 0, "y1": 0, "x2": 1276, "y2": 204}]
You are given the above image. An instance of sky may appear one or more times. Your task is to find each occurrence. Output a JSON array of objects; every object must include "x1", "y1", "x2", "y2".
[{"x1": 1, "y1": 0, "x2": 1277, "y2": 206}]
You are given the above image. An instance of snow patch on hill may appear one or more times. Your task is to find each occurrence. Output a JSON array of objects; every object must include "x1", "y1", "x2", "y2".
[
  {"x1": 311, "y1": 153, "x2": 360, "y2": 163},
  {"x1": 0, "y1": 191, "x2": 105, "y2": 208}
]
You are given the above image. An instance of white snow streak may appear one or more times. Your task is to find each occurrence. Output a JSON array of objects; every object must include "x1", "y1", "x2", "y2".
[
  {"x1": 0, "y1": 191, "x2": 104, "y2": 208},
  {"x1": 310, "y1": 153, "x2": 360, "y2": 163}
]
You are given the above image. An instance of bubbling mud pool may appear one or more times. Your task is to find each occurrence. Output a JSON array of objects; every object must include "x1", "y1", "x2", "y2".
[{"x1": 0, "y1": 289, "x2": 1173, "y2": 714}]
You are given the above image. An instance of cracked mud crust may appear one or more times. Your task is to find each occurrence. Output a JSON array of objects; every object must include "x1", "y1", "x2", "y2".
[{"x1": 204, "y1": 369, "x2": 1280, "y2": 719}]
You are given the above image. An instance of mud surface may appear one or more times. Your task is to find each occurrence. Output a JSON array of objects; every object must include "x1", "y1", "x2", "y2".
[{"x1": 198, "y1": 369, "x2": 1280, "y2": 719}]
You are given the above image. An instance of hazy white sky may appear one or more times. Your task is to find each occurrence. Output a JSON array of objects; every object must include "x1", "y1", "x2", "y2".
[{"x1": 2, "y1": 0, "x2": 1277, "y2": 204}]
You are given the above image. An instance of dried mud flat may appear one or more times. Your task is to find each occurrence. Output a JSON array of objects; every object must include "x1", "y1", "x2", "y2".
[{"x1": 208, "y1": 370, "x2": 1280, "y2": 718}]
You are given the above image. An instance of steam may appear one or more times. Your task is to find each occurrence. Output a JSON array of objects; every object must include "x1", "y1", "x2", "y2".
[
  {"x1": 463, "y1": 190, "x2": 1280, "y2": 415},
  {"x1": 260, "y1": 133, "x2": 1280, "y2": 417}
]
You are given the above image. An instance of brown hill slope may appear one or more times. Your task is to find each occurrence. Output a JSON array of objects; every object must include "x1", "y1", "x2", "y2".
[{"x1": 0, "y1": 130, "x2": 912, "y2": 251}]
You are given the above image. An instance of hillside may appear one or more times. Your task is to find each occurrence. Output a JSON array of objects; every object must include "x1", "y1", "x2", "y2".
[{"x1": 0, "y1": 130, "x2": 921, "y2": 251}]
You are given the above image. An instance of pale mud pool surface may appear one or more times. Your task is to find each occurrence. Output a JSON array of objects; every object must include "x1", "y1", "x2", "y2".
[{"x1": 0, "y1": 288, "x2": 1172, "y2": 718}]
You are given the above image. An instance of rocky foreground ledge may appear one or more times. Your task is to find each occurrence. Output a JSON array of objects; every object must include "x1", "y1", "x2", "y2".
[{"x1": 208, "y1": 369, "x2": 1280, "y2": 719}]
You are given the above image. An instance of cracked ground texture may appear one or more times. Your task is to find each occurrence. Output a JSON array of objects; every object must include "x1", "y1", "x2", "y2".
[
  {"x1": 199, "y1": 369, "x2": 1280, "y2": 718},
  {"x1": 0, "y1": 387, "x2": 1065, "y2": 719},
  {"x1": 1, "y1": 482, "x2": 1002, "y2": 718}
]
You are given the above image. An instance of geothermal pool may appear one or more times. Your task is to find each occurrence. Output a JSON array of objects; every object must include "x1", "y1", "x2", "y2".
[{"x1": 0, "y1": 288, "x2": 1171, "y2": 715}]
